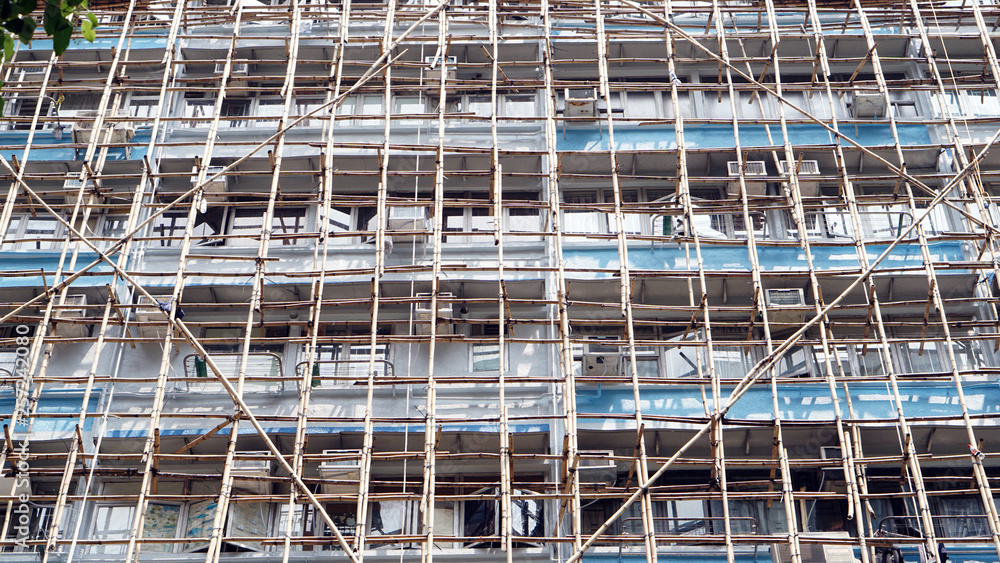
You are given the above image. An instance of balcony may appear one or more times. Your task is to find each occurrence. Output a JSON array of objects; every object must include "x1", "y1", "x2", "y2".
[
  {"x1": 182, "y1": 352, "x2": 284, "y2": 392},
  {"x1": 295, "y1": 359, "x2": 395, "y2": 388}
]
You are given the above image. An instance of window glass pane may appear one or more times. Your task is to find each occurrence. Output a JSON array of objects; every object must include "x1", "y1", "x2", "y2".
[
  {"x1": 393, "y1": 96, "x2": 424, "y2": 115},
  {"x1": 328, "y1": 207, "x2": 352, "y2": 232},
  {"x1": 472, "y1": 343, "x2": 501, "y2": 371},
  {"x1": 467, "y1": 95, "x2": 491, "y2": 117},
  {"x1": 183, "y1": 100, "x2": 214, "y2": 126},
  {"x1": 142, "y1": 503, "x2": 180, "y2": 553},
  {"x1": 22, "y1": 217, "x2": 61, "y2": 249},
  {"x1": 271, "y1": 208, "x2": 307, "y2": 245},
  {"x1": 91, "y1": 505, "x2": 135, "y2": 554},
  {"x1": 369, "y1": 501, "x2": 414, "y2": 536},
  {"x1": 231, "y1": 208, "x2": 264, "y2": 246}
]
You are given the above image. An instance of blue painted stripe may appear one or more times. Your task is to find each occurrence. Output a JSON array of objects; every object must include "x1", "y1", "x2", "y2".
[
  {"x1": 577, "y1": 381, "x2": 1000, "y2": 422},
  {"x1": 0, "y1": 389, "x2": 100, "y2": 433},
  {"x1": 563, "y1": 241, "x2": 965, "y2": 276},
  {"x1": 558, "y1": 123, "x2": 930, "y2": 151}
]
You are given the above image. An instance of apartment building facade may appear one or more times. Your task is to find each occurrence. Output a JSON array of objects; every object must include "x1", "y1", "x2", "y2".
[{"x1": 2, "y1": 0, "x2": 1000, "y2": 562}]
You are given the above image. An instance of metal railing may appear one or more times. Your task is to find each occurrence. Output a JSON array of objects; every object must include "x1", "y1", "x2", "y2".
[
  {"x1": 295, "y1": 359, "x2": 395, "y2": 387},
  {"x1": 183, "y1": 352, "x2": 284, "y2": 391},
  {"x1": 878, "y1": 514, "x2": 992, "y2": 539}
]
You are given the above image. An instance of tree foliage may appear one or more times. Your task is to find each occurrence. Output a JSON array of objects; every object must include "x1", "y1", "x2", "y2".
[{"x1": 0, "y1": 0, "x2": 97, "y2": 114}]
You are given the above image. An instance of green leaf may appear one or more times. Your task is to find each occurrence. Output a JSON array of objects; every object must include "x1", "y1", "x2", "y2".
[
  {"x1": 3, "y1": 34, "x2": 12, "y2": 63},
  {"x1": 0, "y1": 0, "x2": 13, "y2": 22},
  {"x1": 19, "y1": 16, "x2": 34, "y2": 44},
  {"x1": 86, "y1": 11, "x2": 96, "y2": 28},
  {"x1": 80, "y1": 17, "x2": 93, "y2": 42},
  {"x1": 52, "y1": 21, "x2": 70, "y2": 54},
  {"x1": 3, "y1": 19, "x2": 23, "y2": 34},
  {"x1": 43, "y1": 2, "x2": 59, "y2": 35},
  {"x1": 13, "y1": 0, "x2": 37, "y2": 15},
  {"x1": 0, "y1": 96, "x2": 5, "y2": 119}
]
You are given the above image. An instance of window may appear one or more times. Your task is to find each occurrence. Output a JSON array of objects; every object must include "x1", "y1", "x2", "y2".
[
  {"x1": 337, "y1": 94, "x2": 384, "y2": 124},
  {"x1": 128, "y1": 97, "x2": 160, "y2": 121},
  {"x1": 229, "y1": 207, "x2": 308, "y2": 247},
  {"x1": 293, "y1": 97, "x2": 325, "y2": 126},
  {"x1": 90, "y1": 503, "x2": 182, "y2": 554},
  {"x1": 472, "y1": 343, "x2": 502, "y2": 372},
  {"x1": 220, "y1": 98, "x2": 251, "y2": 127},
  {"x1": 562, "y1": 188, "x2": 664, "y2": 236},
  {"x1": 306, "y1": 325, "x2": 391, "y2": 386},
  {"x1": 464, "y1": 488, "x2": 543, "y2": 547},
  {"x1": 2, "y1": 97, "x2": 54, "y2": 130},
  {"x1": 150, "y1": 209, "x2": 226, "y2": 247},
  {"x1": 939, "y1": 88, "x2": 1000, "y2": 118},
  {"x1": 325, "y1": 204, "x2": 377, "y2": 242},
  {"x1": 183, "y1": 94, "x2": 215, "y2": 127},
  {"x1": 256, "y1": 98, "x2": 285, "y2": 126},
  {"x1": 3, "y1": 214, "x2": 63, "y2": 251}
]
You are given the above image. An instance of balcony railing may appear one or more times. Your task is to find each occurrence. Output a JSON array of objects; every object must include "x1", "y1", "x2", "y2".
[
  {"x1": 183, "y1": 352, "x2": 284, "y2": 392},
  {"x1": 878, "y1": 514, "x2": 992, "y2": 539},
  {"x1": 295, "y1": 359, "x2": 395, "y2": 387}
]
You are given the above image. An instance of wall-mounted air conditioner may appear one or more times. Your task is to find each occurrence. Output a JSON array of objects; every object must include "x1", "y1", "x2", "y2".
[
  {"x1": 565, "y1": 88, "x2": 598, "y2": 118},
  {"x1": 52, "y1": 294, "x2": 89, "y2": 338},
  {"x1": 415, "y1": 292, "x2": 454, "y2": 335},
  {"x1": 577, "y1": 450, "x2": 617, "y2": 486},
  {"x1": 851, "y1": 91, "x2": 887, "y2": 118},
  {"x1": 231, "y1": 451, "x2": 272, "y2": 494},
  {"x1": 318, "y1": 450, "x2": 361, "y2": 494},
  {"x1": 726, "y1": 160, "x2": 767, "y2": 197},
  {"x1": 424, "y1": 55, "x2": 457, "y2": 82},
  {"x1": 72, "y1": 109, "x2": 135, "y2": 145},
  {"x1": 134, "y1": 295, "x2": 168, "y2": 339},
  {"x1": 192, "y1": 165, "x2": 229, "y2": 202},
  {"x1": 764, "y1": 288, "x2": 806, "y2": 326},
  {"x1": 779, "y1": 160, "x2": 821, "y2": 197},
  {"x1": 582, "y1": 353, "x2": 622, "y2": 377},
  {"x1": 388, "y1": 206, "x2": 431, "y2": 242}
]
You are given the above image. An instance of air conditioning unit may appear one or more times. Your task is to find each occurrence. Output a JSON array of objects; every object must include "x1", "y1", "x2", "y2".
[
  {"x1": 231, "y1": 451, "x2": 272, "y2": 494},
  {"x1": 764, "y1": 288, "x2": 806, "y2": 326},
  {"x1": 424, "y1": 55, "x2": 457, "y2": 82},
  {"x1": 726, "y1": 161, "x2": 767, "y2": 197},
  {"x1": 851, "y1": 91, "x2": 887, "y2": 118},
  {"x1": 582, "y1": 353, "x2": 622, "y2": 377},
  {"x1": 52, "y1": 294, "x2": 89, "y2": 338},
  {"x1": 779, "y1": 160, "x2": 821, "y2": 197},
  {"x1": 192, "y1": 165, "x2": 229, "y2": 202},
  {"x1": 772, "y1": 532, "x2": 859, "y2": 563},
  {"x1": 134, "y1": 294, "x2": 168, "y2": 339},
  {"x1": 565, "y1": 88, "x2": 598, "y2": 118},
  {"x1": 318, "y1": 450, "x2": 361, "y2": 494},
  {"x1": 415, "y1": 292, "x2": 454, "y2": 335},
  {"x1": 388, "y1": 206, "x2": 430, "y2": 242},
  {"x1": 72, "y1": 109, "x2": 135, "y2": 144},
  {"x1": 577, "y1": 450, "x2": 617, "y2": 486}
]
